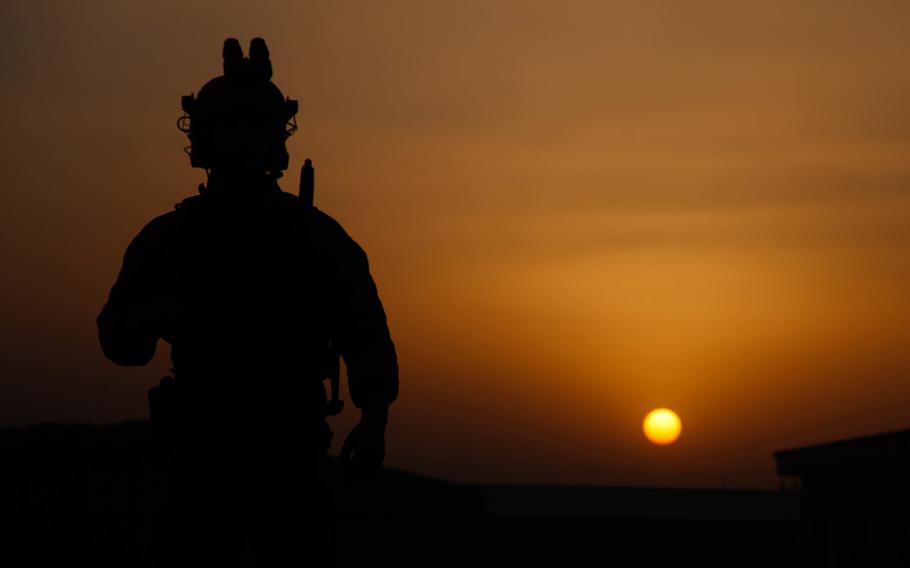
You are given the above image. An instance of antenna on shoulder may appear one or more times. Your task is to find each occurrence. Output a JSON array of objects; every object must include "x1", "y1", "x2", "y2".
[
  {"x1": 297, "y1": 157, "x2": 344, "y2": 416},
  {"x1": 299, "y1": 159, "x2": 315, "y2": 207}
]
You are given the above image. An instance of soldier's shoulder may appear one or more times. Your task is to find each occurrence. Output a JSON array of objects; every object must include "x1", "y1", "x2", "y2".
[
  {"x1": 137, "y1": 211, "x2": 180, "y2": 240},
  {"x1": 308, "y1": 207, "x2": 358, "y2": 244},
  {"x1": 129, "y1": 197, "x2": 199, "y2": 248},
  {"x1": 309, "y1": 206, "x2": 344, "y2": 231}
]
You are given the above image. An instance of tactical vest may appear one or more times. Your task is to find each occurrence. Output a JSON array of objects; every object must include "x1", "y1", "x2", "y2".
[{"x1": 149, "y1": 189, "x2": 337, "y2": 448}]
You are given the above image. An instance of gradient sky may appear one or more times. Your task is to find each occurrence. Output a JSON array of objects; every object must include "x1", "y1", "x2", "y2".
[{"x1": 3, "y1": 0, "x2": 910, "y2": 487}]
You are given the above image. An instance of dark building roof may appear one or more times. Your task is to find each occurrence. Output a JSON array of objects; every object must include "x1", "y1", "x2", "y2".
[{"x1": 775, "y1": 427, "x2": 910, "y2": 477}]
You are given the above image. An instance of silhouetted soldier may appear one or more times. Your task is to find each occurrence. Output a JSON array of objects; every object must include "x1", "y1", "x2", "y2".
[{"x1": 97, "y1": 38, "x2": 398, "y2": 566}]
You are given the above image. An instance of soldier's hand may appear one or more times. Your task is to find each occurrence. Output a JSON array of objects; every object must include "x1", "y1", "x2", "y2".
[{"x1": 339, "y1": 411, "x2": 386, "y2": 483}]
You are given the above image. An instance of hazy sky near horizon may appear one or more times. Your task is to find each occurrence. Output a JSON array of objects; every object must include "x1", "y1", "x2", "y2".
[{"x1": 3, "y1": 0, "x2": 910, "y2": 487}]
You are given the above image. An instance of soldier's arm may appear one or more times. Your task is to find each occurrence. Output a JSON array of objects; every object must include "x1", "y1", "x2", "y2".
[
  {"x1": 97, "y1": 216, "x2": 178, "y2": 366},
  {"x1": 313, "y1": 211, "x2": 399, "y2": 411}
]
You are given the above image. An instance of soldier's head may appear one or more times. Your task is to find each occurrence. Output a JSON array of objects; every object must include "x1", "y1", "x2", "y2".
[{"x1": 178, "y1": 38, "x2": 298, "y2": 179}]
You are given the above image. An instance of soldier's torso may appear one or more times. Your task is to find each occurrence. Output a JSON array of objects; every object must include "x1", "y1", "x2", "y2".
[{"x1": 161, "y1": 189, "x2": 330, "y2": 428}]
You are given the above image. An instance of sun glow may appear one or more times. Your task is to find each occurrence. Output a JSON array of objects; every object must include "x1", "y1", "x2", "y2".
[{"x1": 643, "y1": 408, "x2": 682, "y2": 446}]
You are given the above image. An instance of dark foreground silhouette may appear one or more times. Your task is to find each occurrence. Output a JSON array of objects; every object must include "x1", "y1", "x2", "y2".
[
  {"x1": 96, "y1": 38, "x2": 398, "y2": 566},
  {"x1": 4, "y1": 422, "x2": 910, "y2": 567}
]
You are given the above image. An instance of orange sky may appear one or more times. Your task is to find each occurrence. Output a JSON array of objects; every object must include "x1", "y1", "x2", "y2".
[{"x1": 3, "y1": 0, "x2": 910, "y2": 487}]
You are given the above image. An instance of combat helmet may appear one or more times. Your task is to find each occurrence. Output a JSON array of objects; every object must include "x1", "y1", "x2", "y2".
[{"x1": 178, "y1": 38, "x2": 298, "y2": 177}]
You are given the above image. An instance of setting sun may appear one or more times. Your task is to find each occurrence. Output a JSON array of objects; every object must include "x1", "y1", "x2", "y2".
[{"x1": 643, "y1": 409, "x2": 682, "y2": 446}]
